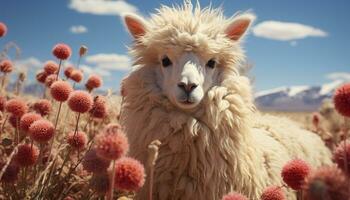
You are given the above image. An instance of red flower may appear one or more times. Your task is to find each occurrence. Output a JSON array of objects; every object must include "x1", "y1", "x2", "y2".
[
  {"x1": 303, "y1": 166, "x2": 350, "y2": 200},
  {"x1": 36, "y1": 70, "x2": 48, "y2": 84},
  {"x1": 281, "y1": 159, "x2": 310, "y2": 190},
  {"x1": 333, "y1": 83, "x2": 350, "y2": 117},
  {"x1": 14, "y1": 144, "x2": 40, "y2": 167},
  {"x1": 68, "y1": 90, "x2": 93, "y2": 113},
  {"x1": 333, "y1": 140, "x2": 350, "y2": 176},
  {"x1": 261, "y1": 186, "x2": 286, "y2": 200},
  {"x1": 52, "y1": 43, "x2": 72, "y2": 60},
  {"x1": 43, "y1": 60, "x2": 59, "y2": 75},
  {"x1": 5, "y1": 98, "x2": 28, "y2": 117},
  {"x1": 0, "y1": 59, "x2": 13, "y2": 73},
  {"x1": 66, "y1": 131, "x2": 87, "y2": 150},
  {"x1": 89, "y1": 95, "x2": 107, "y2": 118},
  {"x1": 64, "y1": 65, "x2": 74, "y2": 78},
  {"x1": 0, "y1": 22, "x2": 7, "y2": 37},
  {"x1": 79, "y1": 45, "x2": 88, "y2": 57},
  {"x1": 29, "y1": 119, "x2": 55, "y2": 143},
  {"x1": 0, "y1": 162, "x2": 19, "y2": 183},
  {"x1": 20, "y1": 112, "x2": 42, "y2": 133},
  {"x1": 114, "y1": 157, "x2": 145, "y2": 192},
  {"x1": 85, "y1": 75, "x2": 102, "y2": 91},
  {"x1": 0, "y1": 95, "x2": 6, "y2": 112},
  {"x1": 82, "y1": 149, "x2": 110, "y2": 174},
  {"x1": 70, "y1": 70, "x2": 83, "y2": 83},
  {"x1": 50, "y1": 81, "x2": 73, "y2": 102},
  {"x1": 8, "y1": 115, "x2": 19, "y2": 128},
  {"x1": 45, "y1": 74, "x2": 58, "y2": 87},
  {"x1": 95, "y1": 125, "x2": 129, "y2": 160},
  {"x1": 222, "y1": 192, "x2": 248, "y2": 200},
  {"x1": 33, "y1": 99, "x2": 52, "y2": 116}
]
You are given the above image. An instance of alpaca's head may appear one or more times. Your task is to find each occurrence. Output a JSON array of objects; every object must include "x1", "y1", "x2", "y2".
[{"x1": 123, "y1": 2, "x2": 255, "y2": 110}]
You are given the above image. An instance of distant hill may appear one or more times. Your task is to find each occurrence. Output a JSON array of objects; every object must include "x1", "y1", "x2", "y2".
[{"x1": 255, "y1": 80, "x2": 344, "y2": 111}]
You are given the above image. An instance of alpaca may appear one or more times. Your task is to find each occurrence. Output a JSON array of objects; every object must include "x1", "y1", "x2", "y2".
[{"x1": 120, "y1": 2, "x2": 331, "y2": 200}]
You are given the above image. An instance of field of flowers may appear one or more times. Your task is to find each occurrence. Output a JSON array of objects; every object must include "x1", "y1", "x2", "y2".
[
  {"x1": 0, "y1": 22, "x2": 144, "y2": 200},
  {"x1": 0, "y1": 20, "x2": 349, "y2": 200}
]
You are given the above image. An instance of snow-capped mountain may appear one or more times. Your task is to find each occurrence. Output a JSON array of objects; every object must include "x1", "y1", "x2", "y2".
[{"x1": 255, "y1": 80, "x2": 344, "y2": 111}]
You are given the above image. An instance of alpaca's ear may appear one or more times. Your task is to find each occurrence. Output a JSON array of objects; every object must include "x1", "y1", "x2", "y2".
[
  {"x1": 123, "y1": 13, "x2": 147, "y2": 39},
  {"x1": 225, "y1": 13, "x2": 256, "y2": 41}
]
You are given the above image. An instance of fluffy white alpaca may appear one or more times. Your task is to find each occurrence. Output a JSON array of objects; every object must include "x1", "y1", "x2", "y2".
[{"x1": 120, "y1": 2, "x2": 331, "y2": 200}]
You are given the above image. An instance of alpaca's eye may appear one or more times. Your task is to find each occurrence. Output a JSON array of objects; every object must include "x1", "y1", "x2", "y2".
[
  {"x1": 161, "y1": 56, "x2": 172, "y2": 67},
  {"x1": 206, "y1": 59, "x2": 216, "y2": 69}
]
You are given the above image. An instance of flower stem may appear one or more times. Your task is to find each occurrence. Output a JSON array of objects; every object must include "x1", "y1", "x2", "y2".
[
  {"x1": 343, "y1": 117, "x2": 348, "y2": 175},
  {"x1": 108, "y1": 160, "x2": 116, "y2": 200},
  {"x1": 48, "y1": 101, "x2": 63, "y2": 160},
  {"x1": 56, "y1": 59, "x2": 62, "y2": 81},
  {"x1": 73, "y1": 113, "x2": 81, "y2": 138}
]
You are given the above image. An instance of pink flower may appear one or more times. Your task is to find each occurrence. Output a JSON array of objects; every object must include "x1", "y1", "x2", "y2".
[
  {"x1": 114, "y1": 157, "x2": 145, "y2": 192},
  {"x1": 281, "y1": 159, "x2": 310, "y2": 190},
  {"x1": 222, "y1": 192, "x2": 248, "y2": 200},
  {"x1": 52, "y1": 43, "x2": 72, "y2": 60},
  {"x1": 0, "y1": 22, "x2": 7, "y2": 37},
  {"x1": 260, "y1": 186, "x2": 286, "y2": 200},
  {"x1": 95, "y1": 125, "x2": 129, "y2": 160}
]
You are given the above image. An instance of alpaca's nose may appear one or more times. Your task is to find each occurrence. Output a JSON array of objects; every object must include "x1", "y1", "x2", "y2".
[{"x1": 177, "y1": 82, "x2": 198, "y2": 94}]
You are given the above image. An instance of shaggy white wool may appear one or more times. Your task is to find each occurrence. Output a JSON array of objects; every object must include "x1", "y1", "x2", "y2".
[{"x1": 120, "y1": 2, "x2": 331, "y2": 200}]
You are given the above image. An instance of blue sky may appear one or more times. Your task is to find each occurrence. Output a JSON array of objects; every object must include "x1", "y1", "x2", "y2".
[{"x1": 0, "y1": 0, "x2": 349, "y2": 92}]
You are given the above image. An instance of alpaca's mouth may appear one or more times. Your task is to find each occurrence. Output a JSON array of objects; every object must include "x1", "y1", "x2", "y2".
[{"x1": 180, "y1": 100, "x2": 195, "y2": 105}]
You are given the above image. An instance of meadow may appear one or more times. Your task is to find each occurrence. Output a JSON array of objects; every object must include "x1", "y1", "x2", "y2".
[{"x1": 0, "y1": 19, "x2": 349, "y2": 200}]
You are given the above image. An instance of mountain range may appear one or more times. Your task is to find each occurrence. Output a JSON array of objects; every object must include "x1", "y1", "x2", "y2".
[{"x1": 254, "y1": 80, "x2": 344, "y2": 111}]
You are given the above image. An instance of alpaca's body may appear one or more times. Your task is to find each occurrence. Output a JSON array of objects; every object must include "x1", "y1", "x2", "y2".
[
  {"x1": 120, "y1": 2, "x2": 331, "y2": 200},
  {"x1": 121, "y1": 66, "x2": 331, "y2": 200}
]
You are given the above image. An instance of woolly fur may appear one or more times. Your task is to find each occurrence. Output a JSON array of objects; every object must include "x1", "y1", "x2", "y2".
[{"x1": 120, "y1": 2, "x2": 331, "y2": 200}]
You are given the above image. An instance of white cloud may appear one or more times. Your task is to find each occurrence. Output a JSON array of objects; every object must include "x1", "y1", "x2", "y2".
[
  {"x1": 253, "y1": 21, "x2": 328, "y2": 41},
  {"x1": 85, "y1": 53, "x2": 131, "y2": 71},
  {"x1": 68, "y1": 0, "x2": 138, "y2": 16},
  {"x1": 326, "y1": 72, "x2": 350, "y2": 82},
  {"x1": 70, "y1": 25, "x2": 88, "y2": 34},
  {"x1": 14, "y1": 57, "x2": 43, "y2": 70},
  {"x1": 81, "y1": 64, "x2": 111, "y2": 77}
]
